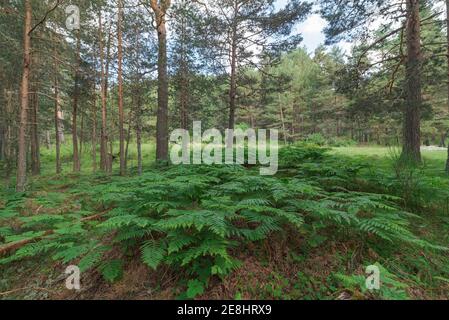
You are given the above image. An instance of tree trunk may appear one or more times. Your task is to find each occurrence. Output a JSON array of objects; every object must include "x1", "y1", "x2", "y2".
[
  {"x1": 16, "y1": 0, "x2": 32, "y2": 192},
  {"x1": 225, "y1": 1, "x2": 239, "y2": 149},
  {"x1": 92, "y1": 81, "x2": 97, "y2": 173},
  {"x1": 45, "y1": 130, "x2": 51, "y2": 149},
  {"x1": 58, "y1": 108, "x2": 65, "y2": 143},
  {"x1": 54, "y1": 62, "x2": 62, "y2": 175},
  {"x1": 0, "y1": 115, "x2": 3, "y2": 163},
  {"x1": 179, "y1": 2, "x2": 188, "y2": 130},
  {"x1": 30, "y1": 46, "x2": 40, "y2": 175},
  {"x1": 446, "y1": 0, "x2": 449, "y2": 172},
  {"x1": 136, "y1": 94, "x2": 143, "y2": 176},
  {"x1": 151, "y1": 0, "x2": 170, "y2": 162},
  {"x1": 446, "y1": 143, "x2": 449, "y2": 173},
  {"x1": 99, "y1": 14, "x2": 109, "y2": 172},
  {"x1": 125, "y1": 119, "x2": 131, "y2": 169},
  {"x1": 105, "y1": 27, "x2": 113, "y2": 172},
  {"x1": 402, "y1": 0, "x2": 422, "y2": 163},
  {"x1": 118, "y1": 0, "x2": 126, "y2": 175},
  {"x1": 30, "y1": 89, "x2": 40, "y2": 175},
  {"x1": 80, "y1": 111, "x2": 85, "y2": 157},
  {"x1": 134, "y1": 27, "x2": 143, "y2": 176},
  {"x1": 3, "y1": 89, "x2": 13, "y2": 178},
  {"x1": 109, "y1": 140, "x2": 113, "y2": 170},
  {"x1": 53, "y1": 41, "x2": 62, "y2": 174},
  {"x1": 279, "y1": 94, "x2": 288, "y2": 145},
  {"x1": 72, "y1": 30, "x2": 81, "y2": 172},
  {"x1": 292, "y1": 99, "x2": 301, "y2": 140},
  {"x1": 228, "y1": 10, "x2": 238, "y2": 131}
]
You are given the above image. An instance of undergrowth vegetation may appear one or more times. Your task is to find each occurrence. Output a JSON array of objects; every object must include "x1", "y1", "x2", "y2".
[{"x1": 1, "y1": 144, "x2": 449, "y2": 299}]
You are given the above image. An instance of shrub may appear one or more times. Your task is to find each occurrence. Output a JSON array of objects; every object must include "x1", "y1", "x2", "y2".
[
  {"x1": 328, "y1": 137, "x2": 358, "y2": 147},
  {"x1": 305, "y1": 133, "x2": 327, "y2": 146}
]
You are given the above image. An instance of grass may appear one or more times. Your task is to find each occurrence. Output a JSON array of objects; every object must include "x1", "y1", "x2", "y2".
[
  {"x1": 332, "y1": 146, "x2": 448, "y2": 176},
  {"x1": 38, "y1": 140, "x2": 156, "y2": 176},
  {"x1": 333, "y1": 146, "x2": 447, "y2": 163}
]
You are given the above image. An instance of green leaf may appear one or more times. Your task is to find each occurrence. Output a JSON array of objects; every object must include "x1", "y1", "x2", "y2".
[
  {"x1": 100, "y1": 259, "x2": 123, "y2": 283},
  {"x1": 186, "y1": 279, "x2": 205, "y2": 299},
  {"x1": 78, "y1": 245, "x2": 110, "y2": 272},
  {"x1": 141, "y1": 240, "x2": 166, "y2": 270}
]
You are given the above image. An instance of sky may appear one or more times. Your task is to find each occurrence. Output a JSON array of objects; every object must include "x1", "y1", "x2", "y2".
[
  {"x1": 297, "y1": 13, "x2": 327, "y2": 52},
  {"x1": 275, "y1": 0, "x2": 352, "y2": 54}
]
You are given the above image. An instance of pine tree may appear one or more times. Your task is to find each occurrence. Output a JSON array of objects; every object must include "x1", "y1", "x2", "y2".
[
  {"x1": 117, "y1": 0, "x2": 125, "y2": 175},
  {"x1": 16, "y1": 0, "x2": 32, "y2": 191},
  {"x1": 148, "y1": 0, "x2": 171, "y2": 162},
  {"x1": 198, "y1": 0, "x2": 311, "y2": 131},
  {"x1": 446, "y1": 0, "x2": 449, "y2": 173},
  {"x1": 319, "y1": 0, "x2": 423, "y2": 162}
]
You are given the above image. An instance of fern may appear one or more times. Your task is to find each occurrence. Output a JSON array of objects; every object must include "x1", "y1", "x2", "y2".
[
  {"x1": 100, "y1": 259, "x2": 123, "y2": 283},
  {"x1": 334, "y1": 263, "x2": 409, "y2": 300},
  {"x1": 141, "y1": 240, "x2": 166, "y2": 270},
  {"x1": 52, "y1": 243, "x2": 91, "y2": 263},
  {"x1": 1, "y1": 147, "x2": 446, "y2": 294},
  {"x1": 167, "y1": 234, "x2": 196, "y2": 254},
  {"x1": 78, "y1": 245, "x2": 110, "y2": 272}
]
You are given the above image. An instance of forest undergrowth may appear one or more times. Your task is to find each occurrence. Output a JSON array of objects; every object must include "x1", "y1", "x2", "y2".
[{"x1": 1, "y1": 144, "x2": 449, "y2": 300}]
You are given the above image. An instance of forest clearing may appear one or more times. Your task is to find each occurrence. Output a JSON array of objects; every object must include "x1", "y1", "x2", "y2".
[{"x1": 2, "y1": 0, "x2": 449, "y2": 302}]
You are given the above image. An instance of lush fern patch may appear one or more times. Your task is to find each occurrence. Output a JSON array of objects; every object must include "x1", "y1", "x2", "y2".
[{"x1": 1, "y1": 145, "x2": 448, "y2": 299}]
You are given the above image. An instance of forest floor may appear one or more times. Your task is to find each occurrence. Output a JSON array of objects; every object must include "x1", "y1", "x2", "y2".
[{"x1": 1, "y1": 144, "x2": 449, "y2": 300}]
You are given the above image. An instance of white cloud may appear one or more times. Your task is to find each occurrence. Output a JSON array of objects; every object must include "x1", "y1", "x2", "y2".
[
  {"x1": 274, "y1": 1, "x2": 352, "y2": 54},
  {"x1": 297, "y1": 14, "x2": 326, "y2": 53}
]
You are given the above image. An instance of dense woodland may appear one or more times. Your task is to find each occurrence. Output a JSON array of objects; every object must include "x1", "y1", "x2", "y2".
[{"x1": 1, "y1": 0, "x2": 449, "y2": 300}]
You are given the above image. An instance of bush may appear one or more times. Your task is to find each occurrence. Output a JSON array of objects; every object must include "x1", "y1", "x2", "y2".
[
  {"x1": 279, "y1": 143, "x2": 330, "y2": 168},
  {"x1": 305, "y1": 133, "x2": 327, "y2": 146},
  {"x1": 303, "y1": 134, "x2": 357, "y2": 147},
  {"x1": 328, "y1": 137, "x2": 358, "y2": 147}
]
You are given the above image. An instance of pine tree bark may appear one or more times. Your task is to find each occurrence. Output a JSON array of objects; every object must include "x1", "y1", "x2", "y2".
[
  {"x1": 134, "y1": 27, "x2": 143, "y2": 176},
  {"x1": 279, "y1": 94, "x2": 288, "y2": 145},
  {"x1": 80, "y1": 110, "x2": 84, "y2": 156},
  {"x1": 54, "y1": 58, "x2": 62, "y2": 175},
  {"x1": 179, "y1": 1, "x2": 188, "y2": 130},
  {"x1": 136, "y1": 93, "x2": 143, "y2": 176},
  {"x1": 3, "y1": 89, "x2": 13, "y2": 178},
  {"x1": 105, "y1": 28, "x2": 113, "y2": 173},
  {"x1": 150, "y1": 0, "x2": 171, "y2": 162},
  {"x1": 118, "y1": 0, "x2": 125, "y2": 175},
  {"x1": 447, "y1": 140, "x2": 449, "y2": 173},
  {"x1": 45, "y1": 130, "x2": 51, "y2": 149},
  {"x1": 92, "y1": 80, "x2": 97, "y2": 173},
  {"x1": 124, "y1": 116, "x2": 131, "y2": 169},
  {"x1": 228, "y1": 0, "x2": 239, "y2": 132},
  {"x1": 52, "y1": 33, "x2": 61, "y2": 175},
  {"x1": 292, "y1": 99, "x2": 301, "y2": 140},
  {"x1": 228, "y1": 25, "x2": 237, "y2": 130},
  {"x1": 72, "y1": 30, "x2": 81, "y2": 172},
  {"x1": 0, "y1": 115, "x2": 3, "y2": 163},
  {"x1": 29, "y1": 45, "x2": 40, "y2": 175},
  {"x1": 224, "y1": 1, "x2": 239, "y2": 149},
  {"x1": 402, "y1": 0, "x2": 422, "y2": 163},
  {"x1": 98, "y1": 14, "x2": 109, "y2": 172},
  {"x1": 446, "y1": 0, "x2": 449, "y2": 173},
  {"x1": 30, "y1": 89, "x2": 40, "y2": 175},
  {"x1": 16, "y1": 0, "x2": 32, "y2": 192}
]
